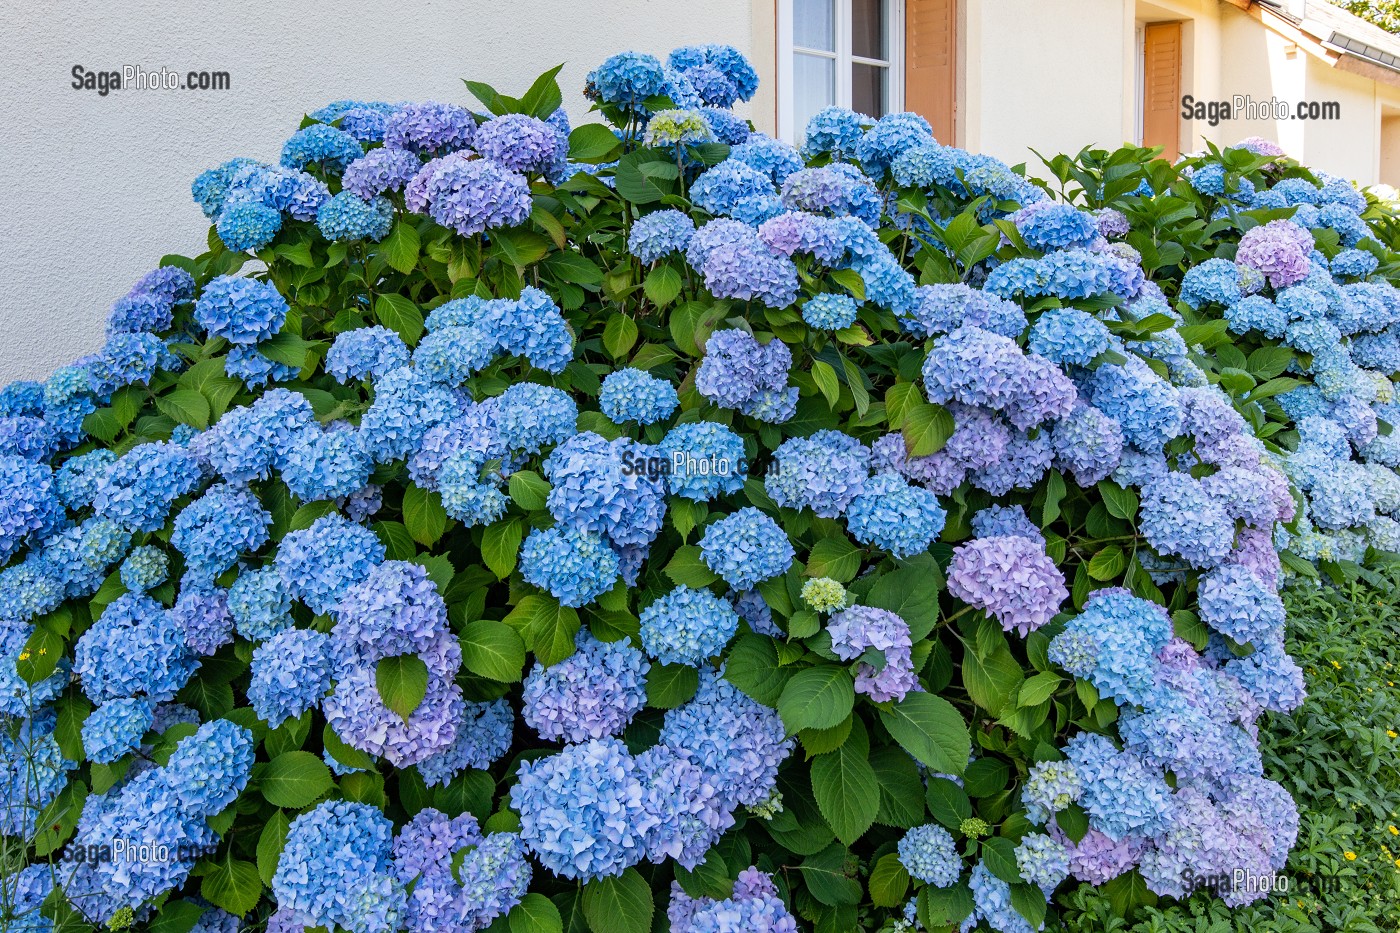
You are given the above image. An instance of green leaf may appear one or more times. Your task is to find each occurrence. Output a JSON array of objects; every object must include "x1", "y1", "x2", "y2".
[
  {"x1": 811, "y1": 743, "x2": 880, "y2": 845},
  {"x1": 828, "y1": 267, "x2": 866, "y2": 301},
  {"x1": 868, "y1": 853, "x2": 911, "y2": 908},
  {"x1": 642, "y1": 263, "x2": 682, "y2": 306},
  {"x1": 506, "y1": 595, "x2": 581, "y2": 666},
  {"x1": 156, "y1": 389, "x2": 212, "y2": 430},
  {"x1": 1097, "y1": 481, "x2": 1139, "y2": 521},
  {"x1": 963, "y1": 623, "x2": 1024, "y2": 716},
  {"x1": 902, "y1": 402, "x2": 955, "y2": 457},
  {"x1": 201, "y1": 854, "x2": 263, "y2": 918},
  {"x1": 879, "y1": 692, "x2": 970, "y2": 775},
  {"x1": 459, "y1": 619, "x2": 527, "y2": 682},
  {"x1": 581, "y1": 868, "x2": 653, "y2": 933},
  {"x1": 804, "y1": 536, "x2": 862, "y2": 584},
  {"x1": 376, "y1": 293, "x2": 425, "y2": 346},
  {"x1": 1102, "y1": 870, "x2": 1158, "y2": 917},
  {"x1": 482, "y1": 518, "x2": 525, "y2": 579},
  {"x1": 147, "y1": 900, "x2": 206, "y2": 933},
  {"x1": 1057, "y1": 802, "x2": 1090, "y2": 843},
  {"x1": 519, "y1": 64, "x2": 565, "y2": 119},
  {"x1": 382, "y1": 220, "x2": 421, "y2": 274},
  {"x1": 323, "y1": 723, "x2": 378, "y2": 773},
  {"x1": 403, "y1": 484, "x2": 448, "y2": 547},
  {"x1": 603, "y1": 313, "x2": 639, "y2": 360},
  {"x1": 799, "y1": 842, "x2": 863, "y2": 906},
  {"x1": 884, "y1": 382, "x2": 921, "y2": 428},
  {"x1": 665, "y1": 545, "x2": 720, "y2": 588},
  {"x1": 812, "y1": 360, "x2": 841, "y2": 409},
  {"x1": 926, "y1": 777, "x2": 973, "y2": 830},
  {"x1": 1246, "y1": 345, "x2": 1294, "y2": 381},
  {"x1": 568, "y1": 123, "x2": 624, "y2": 163},
  {"x1": 1087, "y1": 545, "x2": 1127, "y2": 581},
  {"x1": 982, "y1": 836, "x2": 1022, "y2": 884},
  {"x1": 919, "y1": 884, "x2": 975, "y2": 929},
  {"x1": 1018, "y1": 671, "x2": 1062, "y2": 707},
  {"x1": 646, "y1": 662, "x2": 700, "y2": 709},
  {"x1": 510, "y1": 893, "x2": 565, "y2": 933},
  {"x1": 256, "y1": 809, "x2": 291, "y2": 885},
  {"x1": 373, "y1": 520, "x2": 417, "y2": 561},
  {"x1": 508, "y1": 471, "x2": 551, "y2": 511},
  {"x1": 1010, "y1": 883, "x2": 1049, "y2": 928},
  {"x1": 615, "y1": 150, "x2": 675, "y2": 204},
  {"x1": 870, "y1": 746, "x2": 926, "y2": 828},
  {"x1": 260, "y1": 750, "x2": 333, "y2": 809},
  {"x1": 962, "y1": 757, "x2": 1011, "y2": 798},
  {"x1": 777, "y1": 666, "x2": 855, "y2": 733},
  {"x1": 376, "y1": 655, "x2": 430, "y2": 720}
]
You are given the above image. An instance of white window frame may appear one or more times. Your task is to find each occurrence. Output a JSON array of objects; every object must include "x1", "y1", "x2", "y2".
[{"x1": 777, "y1": 0, "x2": 905, "y2": 143}]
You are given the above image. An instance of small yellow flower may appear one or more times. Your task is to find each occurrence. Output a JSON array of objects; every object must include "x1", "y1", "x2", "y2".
[
  {"x1": 1390, "y1": 730, "x2": 1398, "y2": 738},
  {"x1": 1344, "y1": 851, "x2": 1357, "y2": 861},
  {"x1": 1331, "y1": 660, "x2": 1342, "y2": 669},
  {"x1": 1390, "y1": 826, "x2": 1399, "y2": 836},
  {"x1": 17, "y1": 651, "x2": 29, "y2": 661},
  {"x1": 37, "y1": 647, "x2": 46, "y2": 656}
]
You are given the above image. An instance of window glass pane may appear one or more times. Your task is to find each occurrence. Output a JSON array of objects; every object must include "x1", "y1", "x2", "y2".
[
  {"x1": 794, "y1": 53, "x2": 836, "y2": 137},
  {"x1": 794, "y1": 0, "x2": 835, "y2": 52},
  {"x1": 852, "y1": 0, "x2": 887, "y2": 61},
  {"x1": 851, "y1": 62, "x2": 886, "y2": 118}
]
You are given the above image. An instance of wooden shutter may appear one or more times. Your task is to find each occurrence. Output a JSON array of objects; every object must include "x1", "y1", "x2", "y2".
[
  {"x1": 905, "y1": 0, "x2": 957, "y2": 144},
  {"x1": 1143, "y1": 22, "x2": 1182, "y2": 159}
]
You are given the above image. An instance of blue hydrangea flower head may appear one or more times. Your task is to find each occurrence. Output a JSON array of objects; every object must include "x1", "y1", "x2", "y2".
[
  {"x1": 629, "y1": 209, "x2": 696, "y2": 263},
  {"x1": 658, "y1": 421, "x2": 747, "y2": 501},
  {"x1": 119, "y1": 545, "x2": 168, "y2": 592},
  {"x1": 699, "y1": 508, "x2": 793, "y2": 589},
  {"x1": 522, "y1": 630, "x2": 649, "y2": 742},
  {"x1": 802, "y1": 293, "x2": 859, "y2": 330},
  {"x1": 640, "y1": 586, "x2": 740, "y2": 666},
  {"x1": 599, "y1": 368, "x2": 679, "y2": 425},
  {"x1": 384, "y1": 101, "x2": 476, "y2": 156},
  {"x1": 81, "y1": 697, "x2": 154, "y2": 764},
  {"x1": 520, "y1": 526, "x2": 620, "y2": 607},
  {"x1": 281, "y1": 124, "x2": 364, "y2": 171},
  {"x1": 317, "y1": 192, "x2": 394, "y2": 242},
  {"x1": 194, "y1": 275, "x2": 289, "y2": 344},
  {"x1": 325, "y1": 325, "x2": 411, "y2": 383},
  {"x1": 898, "y1": 824, "x2": 960, "y2": 887},
  {"x1": 249, "y1": 628, "x2": 332, "y2": 729}
]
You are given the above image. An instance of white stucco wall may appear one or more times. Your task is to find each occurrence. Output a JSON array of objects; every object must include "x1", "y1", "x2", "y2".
[{"x1": 0, "y1": 0, "x2": 758, "y2": 383}]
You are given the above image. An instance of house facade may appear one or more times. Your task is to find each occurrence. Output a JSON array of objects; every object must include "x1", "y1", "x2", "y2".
[{"x1": 744, "y1": 0, "x2": 1400, "y2": 184}]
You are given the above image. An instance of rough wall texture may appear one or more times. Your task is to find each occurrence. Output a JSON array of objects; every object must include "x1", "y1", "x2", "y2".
[{"x1": 0, "y1": 0, "x2": 756, "y2": 382}]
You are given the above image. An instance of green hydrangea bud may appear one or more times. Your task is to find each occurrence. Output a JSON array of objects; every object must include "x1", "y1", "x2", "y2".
[
  {"x1": 801, "y1": 577, "x2": 847, "y2": 613},
  {"x1": 959, "y1": 817, "x2": 990, "y2": 839},
  {"x1": 747, "y1": 786, "x2": 786, "y2": 821},
  {"x1": 108, "y1": 907, "x2": 135, "y2": 931}
]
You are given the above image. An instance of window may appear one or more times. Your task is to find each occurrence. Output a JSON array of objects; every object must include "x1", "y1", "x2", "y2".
[{"x1": 778, "y1": 0, "x2": 904, "y2": 142}]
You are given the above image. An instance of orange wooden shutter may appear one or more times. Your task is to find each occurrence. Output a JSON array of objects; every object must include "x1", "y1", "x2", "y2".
[
  {"x1": 905, "y1": 0, "x2": 957, "y2": 144},
  {"x1": 1143, "y1": 22, "x2": 1182, "y2": 159}
]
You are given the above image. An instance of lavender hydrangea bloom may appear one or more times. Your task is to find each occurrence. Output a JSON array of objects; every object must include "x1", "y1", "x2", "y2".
[
  {"x1": 384, "y1": 101, "x2": 476, "y2": 155},
  {"x1": 1140, "y1": 473, "x2": 1236, "y2": 569},
  {"x1": 342, "y1": 148, "x2": 422, "y2": 199},
  {"x1": 474, "y1": 114, "x2": 562, "y2": 174},
  {"x1": 669, "y1": 867, "x2": 799, "y2": 932},
  {"x1": 414, "y1": 698, "x2": 514, "y2": 786},
  {"x1": 948, "y1": 536, "x2": 1067, "y2": 636},
  {"x1": 765, "y1": 430, "x2": 870, "y2": 518},
  {"x1": 523, "y1": 631, "x2": 649, "y2": 742},
  {"x1": 423, "y1": 158, "x2": 531, "y2": 237},
  {"x1": 1235, "y1": 219, "x2": 1312, "y2": 288},
  {"x1": 696, "y1": 329, "x2": 797, "y2": 421},
  {"x1": 828, "y1": 606, "x2": 918, "y2": 701}
]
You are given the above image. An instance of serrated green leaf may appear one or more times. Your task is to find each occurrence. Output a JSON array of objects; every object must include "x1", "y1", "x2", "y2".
[
  {"x1": 256, "y1": 809, "x2": 291, "y2": 885},
  {"x1": 902, "y1": 402, "x2": 954, "y2": 457},
  {"x1": 382, "y1": 221, "x2": 421, "y2": 274},
  {"x1": 508, "y1": 471, "x2": 551, "y2": 511},
  {"x1": 260, "y1": 750, "x2": 333, "y2": 809},
  {"x1": 459, "y1": 619, "x2": 527, "y2": 682},
  {"x1": 483, "y1": 518, "x2": 525, "y2": 580},
  {"x1": 403, "y1": 483, "x2": 448, "y2": 547},
  {"x1": 376, "y1": 655, "x2": 430, "y2": 720},
  {"x1": 156, "y1": 388, "x2": 211, "y2": 430},
  {"x1": 603, "y1": 313, "x2": 639, "y2": 359},
  {"x1": 580, "y1": 868, "x2": 653, "y2": 933},
  {"x1": 811, "y1": 743, "x2": 880, "y2": 845},
  {"x1": 777, "y1": 665, "x2": 855, "y2": 733},
  {"x1": 510, "y1": 892, "x2": 564, "y2": 933},
  {"x1": 568, "y1": 123, "x2": 624, "y2": 163},
  {"x1": 879, "y1": 692, "x2": 970, "y2": 775},
  {"x1": 376, "y1": 293, "x2": 425, "y2": 346},
  {"x1": 812, "y1": 359, "x2": 841, "y2": 409},
  {"x1": 201, "y1": 854, "x2": 263, "y2": 918},
  {"x1": 868, "y1": 853, "x2": 911, "y2": 908}
]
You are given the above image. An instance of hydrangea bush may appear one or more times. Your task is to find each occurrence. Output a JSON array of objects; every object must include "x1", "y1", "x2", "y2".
[{"x1": 0, "y1": 47, "x2": 1366, "y2": 933}]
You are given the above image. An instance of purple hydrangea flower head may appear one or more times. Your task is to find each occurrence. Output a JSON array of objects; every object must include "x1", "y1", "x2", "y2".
[
  {"x1": 1236, "y1": 219, "x2": 1312, "y2": 288},
  {"x1": 636, "y1": 745, "x2": 734, "y2": 869},
  {"x1": 828, "y1": 605, "x2": 918, "y2": 701},
  {"x1": 384, "y1": 102, "x2": 476, "y2": 156},
  {"x1": 414, "y1": 698, "x2": 514, "y2": 786},
  {"x1": 424, "y1": 158, "x2": 531, "y2": 237},
  {"x1": 474, "y1": 114, "x2": 562, "y2": 174},
  {"x1": 948, "y1": 535, "x2": 1067, "y2": 636},
  {"x1": 342, "y1": 148, "x2": 422, "y2": 199},
  {"x1": 170, "y1": 585, "x2": 234, "y2": 656},
  {"x1": 523, "y1": 631, "x2": 649, "y2": 743},
  {"x1": 687, "y1": 222, "x2": 799, "y2": 310},
  {"x1": 669, "y1": 867, "x2": 799, "y2": 932},
  {"x1": 765, "y1": 430, "x2": 870, "y2": 518},
  {"x1": 544, "y1": 433, "x2": 667, "y2": 548},
  {"x1": 1051, "y1": 404, "x2": 1124, "y2": 486}
]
